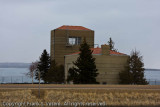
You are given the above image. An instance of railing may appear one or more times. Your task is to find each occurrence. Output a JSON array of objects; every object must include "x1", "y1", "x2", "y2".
[
  {"x1": 0, "y1": 76, "x2": 39, "y2": 84},
  {"x1": 147, "y1": 79, "x2": 160, "y2": 85}
]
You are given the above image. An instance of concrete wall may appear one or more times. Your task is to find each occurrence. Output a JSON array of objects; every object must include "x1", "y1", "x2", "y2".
[
  {"x1": 51, "y1": 29, "x2": 94, "y2": 65},
  {"x1": 65, "y1": 54, "x2": 129, "y2": 84}
]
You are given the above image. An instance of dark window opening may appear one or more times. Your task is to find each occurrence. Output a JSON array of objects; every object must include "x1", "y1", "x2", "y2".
[{"x1": 102, "y1": 82, "x2": 107, "y2": 84}]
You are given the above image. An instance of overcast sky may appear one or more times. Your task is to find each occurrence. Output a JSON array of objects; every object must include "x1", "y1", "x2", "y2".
[{"x1": 0, "y1": 0, "x2": 160, "y2": 69}]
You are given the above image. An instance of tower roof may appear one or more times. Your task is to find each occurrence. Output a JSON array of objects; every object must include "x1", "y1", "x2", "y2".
[{"x1": 56, "y1": 25, "x2": 92, "y2": 31}]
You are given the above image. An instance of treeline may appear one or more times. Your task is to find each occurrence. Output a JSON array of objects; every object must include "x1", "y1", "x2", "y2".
[
  {"x1": 27, "y1": 37, "x2": 148, "y2": 85},
  {"x1": 26, "y1": 50, "x2": 64, "y2": 84},
  {"x1": 109, "y1": 38, "x2": 148, "y2": 85}
]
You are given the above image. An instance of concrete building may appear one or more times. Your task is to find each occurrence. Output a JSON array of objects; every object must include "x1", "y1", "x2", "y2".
[
  {"x1": 51, "y1": 25, "x2": 129, "y2": 84},
  {"x1": 50, "y1": 25, "x2": 94, "y2": 65},
  {"x1": 65, "y1": 45, "x2": 129, "y2": 84}
]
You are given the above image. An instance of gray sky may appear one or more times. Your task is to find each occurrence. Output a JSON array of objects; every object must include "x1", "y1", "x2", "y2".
[{"x1": 0, "y1": 0, "x2": 160, "y2": 69}]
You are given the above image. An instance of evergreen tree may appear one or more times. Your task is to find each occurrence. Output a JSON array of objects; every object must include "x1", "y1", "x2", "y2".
[
  {"x1": 67, "y1": 67, "x2": 79, "y2": 83},
  {"x1": 130, "y1": 50, "x2": 148, "y2": 85},
  {"x1": 35, "y1": 49, "x2": 50, "y2": 83},
  {"x1": 119, "y1": 59, "x2": 133, "y2": 84},
  {"x1": 119, "y1": 50, "x2": 148, "y2": 85},
  {"x1": 45, "y1": 60, "x2": 64, "y2": 83},
  {"x1": 107, "y1": 37, "x2": 118, "y2": 51},
  {"x1": 108, "y1": 37, "x2": 115, "y2": 50},
  {"x1": 67, "y1": 38, "x2": 99, "y2": 84}
]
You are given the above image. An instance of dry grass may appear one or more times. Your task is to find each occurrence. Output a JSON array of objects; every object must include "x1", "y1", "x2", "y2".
[
  {"x1": 0, "y1": 88, "x2": 160, "y2": 107},
  {"x1": 1, "y1": 84, "x2": 160, "y2": 88}
]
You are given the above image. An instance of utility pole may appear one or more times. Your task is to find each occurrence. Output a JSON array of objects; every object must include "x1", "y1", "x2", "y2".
[
  {"x1": 32, "y1": 71, "x2": 33, "y2": 84},
  {"x1": 38, "y1": 71, "x2": 40, "y2": 98},
  {"x1": 22, "y1": 76, "x2": 23, "y2": 83},
  {"x1": 11, "y1": 76, "x2": 12, "y2": 83}
]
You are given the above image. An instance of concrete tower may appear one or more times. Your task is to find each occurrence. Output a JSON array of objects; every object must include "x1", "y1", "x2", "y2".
[{"x1": 50, "y1": 25, "x2": 94, "y2": 65}]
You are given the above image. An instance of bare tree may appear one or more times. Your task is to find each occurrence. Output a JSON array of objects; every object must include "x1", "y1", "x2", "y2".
[{"x1": 26, "y1": 61, "x2": 38, "y2": 84}]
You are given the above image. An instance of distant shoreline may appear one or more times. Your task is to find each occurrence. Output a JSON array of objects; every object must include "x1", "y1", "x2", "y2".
[
  {"x1": 0, "y1": 63, "x2": 30, "y2": 68},
  {"x1": 145, "y1": 69, "x2": 160, "y2": 71},
  {"x1": 0, "y1": 67, "x2": 29, "y2": 68}
]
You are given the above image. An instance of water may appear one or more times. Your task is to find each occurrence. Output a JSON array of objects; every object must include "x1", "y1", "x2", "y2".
[
  {"x1": 0, "y1": 68, "x2": 28, "y2": 76},
  {"x1": 0, "y1": 68, "x2": 39, "y2": 83},
  {"x1": 144, "y1": 70, "x2": 160, "y2": 85},
  {"x1": 0, "y1": 68, "x2": 160, "y2": 84}
]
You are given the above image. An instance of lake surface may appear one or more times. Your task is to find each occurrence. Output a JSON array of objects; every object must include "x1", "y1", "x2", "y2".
[
  {"x1": 0, "y1": 68, "x2": 39, "y2": 83},
  {"x1": 0, "y1": 68, "x2": 160, "y2": 84}
]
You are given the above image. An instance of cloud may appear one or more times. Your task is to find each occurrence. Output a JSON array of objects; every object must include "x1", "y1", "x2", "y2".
[{"x1": 0, "y1": 0, "x2": 160, "y2": 68}]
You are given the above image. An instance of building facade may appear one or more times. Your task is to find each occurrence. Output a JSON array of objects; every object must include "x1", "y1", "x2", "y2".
[
  {"x1": 50, "y1": 25, "x2": 94, "y2": 65},
  {"x1": 65, "y1": 45, "x2": 129, "y2": 84}
]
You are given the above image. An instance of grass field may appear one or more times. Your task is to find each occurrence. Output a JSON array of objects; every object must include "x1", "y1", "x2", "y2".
[{"x1": 0, "y1": 85, "x2": 160, "y2": 107}]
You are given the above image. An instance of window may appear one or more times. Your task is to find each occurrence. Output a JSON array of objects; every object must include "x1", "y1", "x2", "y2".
[
  {"x1": 68, "y1": 37, "x2": 81, "y2": 45},
  {"x1": 69, "y1": 37, "x2": 76, "y2": 45},
  {"x1": 102, "y1": 82, "x2": 107, "y2": 85}
]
